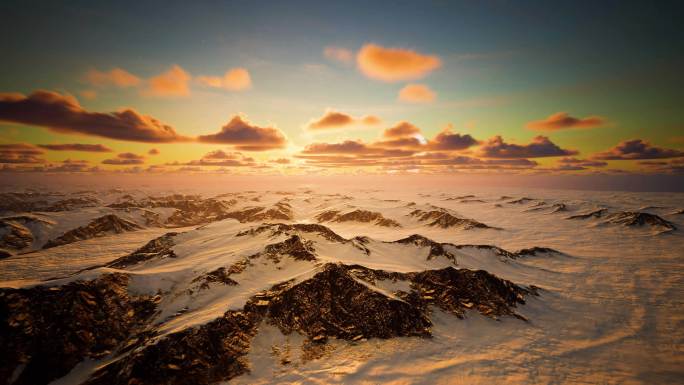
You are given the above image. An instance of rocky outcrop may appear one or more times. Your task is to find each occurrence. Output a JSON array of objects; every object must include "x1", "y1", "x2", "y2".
[
  {"x1": 106, "y1": 232, "x2": 178, "y2": 269},
  {"x1": 409, "y1": 209, "x2": 492, "y2": 230},
  {"x1": 393, "y1": 234, "x2": 458, "y2": 263},
  {"x1": 0, "y1": 274, "x2": 158, "y2": 385},
  {"x1": 0, "y1": 220, "x2": 33, "y2": 251},
  {"x1": 316, "y1": 209, "x2": 401, "y2": 227},
  {"x1": 43, "y1": 215, "x2": 142, "y2": 249},
  {"x1": 566, "y1": 208, "x2": 607, "y2": 220},
  {"x1": 605, "y1": 212, "x2": 676, "y2": 232},
  {"x1": 222, "y1": 201, "x2": 294, "y2": 223}
]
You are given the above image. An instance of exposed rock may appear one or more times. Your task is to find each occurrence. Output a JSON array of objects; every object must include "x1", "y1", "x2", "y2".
[
  {"x1": 409, "y1": 209, "x2": 492, "y2": 230},
  {"x1": 507, "y1": 197, "x2": 534, "y2": 204},
  {"x1": 107, "y1": 232, "x2": 178, "y2": 268},
  {"x1": 247, "y1": 264, "x2": 432, "y2": 343},
  {"x1": 44, "y1": 197, "x2": 100, "y2": 212},
  {"x1": 550, "y1": 203, "x2": 568, "y2": 213},
  {"x1": 237, "y1": 223, "x2": 348, "y2": 243},
  {"x1": 84, "y1": 310, "x2": 258, "y2": 385},
  {"x1": 0, "y1": 249, "x2": 12, "y2": 259},
  {"x1": 516, "y1": 247, "x2": 561, "y2": 257},
  {"x1": 566, "y1": 208, "x2": 607, "y2": 220},
  {"x1": 0, "y1": 220, "x2": 33, "y2": 251},
  {"x1": 409, "y1": 267, "x2": 533, "y2": 320},
  {"x1": 605, "y1": 212, "x2": 676, "y2": 232},
  {"x1": 316, "y1": 209, "x2": 401, "y2": 227},
  {"x1": 222, "y1": 201, "x2": 294, "y2": 223},
  {"x1": 43, "y1": 215, "x2": 142, "y2": 249},
  {"x1": 393, "y1": 234, "x2": 457, "y2": 263},
  {"x1": 0, "y1": 274, "x2": 157, "y2": 385}
]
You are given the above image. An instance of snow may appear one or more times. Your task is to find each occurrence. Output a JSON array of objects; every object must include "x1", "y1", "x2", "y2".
[{"x1": 0, "y1": 186, "x2": 682, "y2": 384}]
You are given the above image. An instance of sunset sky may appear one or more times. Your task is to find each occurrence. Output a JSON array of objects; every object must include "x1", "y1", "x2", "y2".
[{"x1": 1, "y1": 1, "x2": 682, "y2": 179}]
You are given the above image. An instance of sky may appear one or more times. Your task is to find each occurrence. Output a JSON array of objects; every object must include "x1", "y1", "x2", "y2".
[{"x1": 0, "y1": 0, "x2": 683, "y2": 184}]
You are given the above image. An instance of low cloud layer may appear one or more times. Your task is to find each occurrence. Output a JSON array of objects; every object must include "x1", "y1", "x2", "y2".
[
  {"x1": 592, "y1": 139, "x2": 684, "y2": 160},
  {"x1": 526, "y1": 112, "x2": 605, "y2": 131},
  {"x1": 356, "y1": 43, "x2": 441, "y2": 82},
  {"x1": 0, "y1": 90, "x2": 189, "y2": 143},
  {"x1": 197, "y1": 115, "x2": 287, "y2": 151},
  {"x1": 480, "y1": 135, "x2": 578, "y2": 158},
  {"x1": 102, "y1": 152, "x2": 145, "y2": 165},
  {"x1": 307, "y1": 110, "x2": 381, "y2": 130},
  {"x1": 38, "y1": 143, "x2": 113, "y2": 152},
  {"x1": 0, "y1": 143, "x2": 46, "y2": 164}
]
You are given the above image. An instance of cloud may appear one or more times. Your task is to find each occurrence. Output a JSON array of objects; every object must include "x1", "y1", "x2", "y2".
[
  {"x1": 144, "y1": 65, "x2": 191, "y2": 97},
  {"x1": 38, "y1": 143, "x2": 113, "y2": 152},
  {"x1": 398, "y1": 84, "x2": 436, "y2": 103},
  {"x1": 0, "y1": 143, "x2": 45, "y2": 164},
  {"x1": 383, "y1": 121, "x2": 421, "y2": 138},
  {"x1": 79, "y1": 90, "x2": 97, "y2": 100},
  {"x1": 306, "y1": 110, "x2": 381, "y2": 130},
  {"x1": 428, "y1": 127, "x2": 478, "y2": 151},
  {"x1": 174, "y1": 150, "x2": 257, "y2": 167},
  {"x1": 324, "y1": 46, "x2": 353, "y2": 63},
  {"x1": 197, "y1": 115, "x2": 287, "y2": 151},
  {"x1": 270, "y1": 158, "x2": 291, "y2": 164},
  {"x1": 148, "y1": 148, "x2": 160, "y2": 155},
  {"x1": 301, "y1": 140, "x2": 414, "y2": 157},
  {"x1": 480, "y1": 135, "x2": 578, "y2": 158},
  {"x1": 85, "y1": 68, "x2": 141, "y2": 88},
  {"x1": 197, "y1": 68, "x2": 252, "y2": 91},
  {"x1": 356, "y1": 43, "x2": 441, "y2": 82},
  {"x1": 592, "y1": 139, "x2": 684, "y2": 160},
  {"x1": 0, "y1": 90, "x2": 188, "y2": 143},
  {"x1": 526, "y1": 112, "x2": 605, "y2": 131},
  {"x1": 557, "y1": 157, "x2": 607, "y2": 167},
  {"x1": 102, "y1": 152, "x2": 145, "y2": 165}
]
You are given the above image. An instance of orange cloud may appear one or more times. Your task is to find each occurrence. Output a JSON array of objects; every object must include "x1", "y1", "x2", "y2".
[
  {"x1": 197, "y1": 68, "x2": 252, "y2": 91},
  {"x1": 356, "y1": 43, "x2": 441, "y2": 82},
  {"x1": 79, "y1": 90, "x2": 97, "y2": 100},
  {"x1": 307, "y1": 110, "x2": 381, "y2": 130},
  {"x1": 324, "y1": 46, "x2": 353, "y2": 63},
  {"x1": 197, "y1": 115, "x2": 287, "y2": 151},
  {"x1": 526, "y1": 112, "x2": 605, "y2": 131},
  {"x1": 398, "y1": 84, "x2": 436, "y2": 103},
  {"x1": 383, "y1": 121, "x2": 421, "y2": 138},
  {"x1": 85, "y1": 68, "x2": 141, "y2": 88},
  {"x1": 0, "y1": 90, "x2": 189, "y2": 143},
  {"x1": 145, "y1": 65, "x2": 191, "y2": 97},
  {"x1": 102, "y1": 152, "x2": 145, "y2": 165}
]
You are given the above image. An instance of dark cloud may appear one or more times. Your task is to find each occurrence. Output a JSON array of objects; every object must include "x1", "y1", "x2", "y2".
[
  {"x1": 0, "y1": 143, "x2": 46, "y2": 164},
  {"x1": 37, "y1": 143, "x2": 113, "y2": 152},
  {"x1": 102, "y1": 152, "x2": 145, "y2": 165},
  {"x1": 428, "y1": 128, "x2": 479, "y2": 151},
  {"x1": 526, "y1": 112, "x2": 605, "y2": 131},
  {"x1": 480, "y1": 135, "x2": 578, "y2": 158},
  {"x1": 0, "y1": 90, "x2": 189, "y2": 143},
  {"x1": 197, "y1": 116, "x2": 287, "y2": 151},
  {"x1": 148, "y1": 148, "x2": 160, "y2": 155},
  {"x1": 592, "y1": 139, "x2": 684, "y2": 160}
]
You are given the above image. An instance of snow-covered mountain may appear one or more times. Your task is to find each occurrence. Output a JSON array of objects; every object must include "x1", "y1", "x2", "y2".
[{"x1": 1, "y1": 187, "x2": 683, "y2": 384}]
